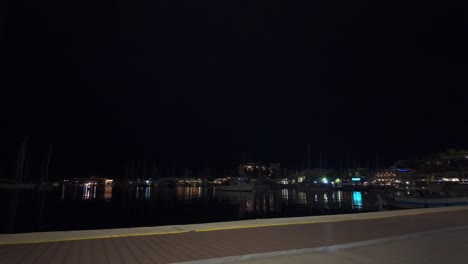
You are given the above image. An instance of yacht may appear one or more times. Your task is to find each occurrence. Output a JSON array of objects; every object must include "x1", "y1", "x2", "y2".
[
  {"x1": 378, "y1": 192, "x2": 468, "y2": 209},
  {"x1": 215, "y1": 179, "x2": 253, "y2": 192}
]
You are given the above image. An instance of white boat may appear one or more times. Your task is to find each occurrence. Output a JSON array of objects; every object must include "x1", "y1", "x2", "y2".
[
  {"x1": 428, "y1": 183, "x2": 468, "y2": 195},
  {"x1": 215, "y1": 180, "x2": 253, "y2": 192},
  {"x1": 378, "y1": 194, "x2": 468, "y2": 209}
]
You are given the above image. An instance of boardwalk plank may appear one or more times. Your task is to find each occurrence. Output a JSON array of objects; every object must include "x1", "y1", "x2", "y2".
[
  {"x1": 112, "y1": 237, "x2": 142, "y2": 264},
  {"x1": 173, "y1": 232, "x2": 223, "y2": 260},
  {"x1": 63, "y1": 241, "x2": 81, "y2": 264},
  {"x1": 103, "y1": 238, "x2": 125, "y2": 264},
  {"x1": 145, "y1": 235, "x2": 183, "y2": 263},
  {"x1": 33, "y1": 242, "x2": 60, "y2": 264},
  {"x1": 132, "y1": 236, "x2": 169, "y2": 264},
  {"x1": 91, "y1": 239, "x2": 109, "y2": 264},
  {"x1": 0, "y1": 245, "x2": 14, "y2": 256},
  {"x1": 159, "y1": 232, "x2": 207, "y2": 262},
  {"x1": 0, "y1": 244, "x2": 29, "y2": 264},
  {"x1": 79, "y1": 240, "x2": 94, "y2": 264},
  {"x1": 190, "y1": 231, "x2": 247, "y2": 259},
  {"x1": 48, "y1": 241, "x2": 72, "y2": 264},
  {"x1": 124, "y1": 236, "x2": 159, "y2": 264},
  {"x1": 12, "y1": 243, "x2": 50, "y2": 264}
]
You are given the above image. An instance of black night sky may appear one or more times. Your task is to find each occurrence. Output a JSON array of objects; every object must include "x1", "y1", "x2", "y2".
[{"x1": 1, "y1": 1, "x2": 468, "y2": 178}]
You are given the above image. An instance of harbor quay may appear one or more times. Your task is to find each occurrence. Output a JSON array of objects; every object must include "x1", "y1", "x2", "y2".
[{"x1": 1, "y1": 206, "x2": 468, "y2": 264}]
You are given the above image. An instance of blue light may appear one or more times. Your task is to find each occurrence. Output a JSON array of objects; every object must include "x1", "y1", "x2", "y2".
[
  {"x1": 352, "y1": 191, "x2": 363, "y2": 209},
  {"x1": 351, "y1": 177, "x2": 361, "y2": 182},
  {"x1": 397, "y1": 169, "x2": 410, "y2": 172}
]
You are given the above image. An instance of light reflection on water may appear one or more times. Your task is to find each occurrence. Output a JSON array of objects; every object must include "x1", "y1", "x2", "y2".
[
  {"x1": 177, "y1": 186, "x2": 202, "y2": 200},
  {"x1": 282, "y1": 188, "x2": 288, "y2": 201},
  {"x1": 104, "y1": 186, "x2": 112, "y2": 200},
  {"x1": 59, "y1": 185, "x2": 104, "y2": 200},
  {"x1": 61, "y1": 186, "x2": 65, "y2": 199},
  {"x1": 1, "y1": 186, "x2": 382, "y2": 234},
  {"x1": 82, "y1": 185, "x2": 97, "y2": 200},
  {"x1": 298, "y1": 191, "x2": 306, "y2": 204},
  {"x1": 352, "y1": 191, "x2": 363, "y2": 209}
]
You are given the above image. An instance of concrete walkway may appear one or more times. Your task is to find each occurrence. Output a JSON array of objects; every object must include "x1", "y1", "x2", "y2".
[
  {"x1": 1, "y1": 206, "x2": 466, "y2": 244},
  {"x1": 0, "y1": 206, "x2": 467, "y2": 264},
  {"x1": 215, "y1": 226, "x2": 468, "y2": 264}
]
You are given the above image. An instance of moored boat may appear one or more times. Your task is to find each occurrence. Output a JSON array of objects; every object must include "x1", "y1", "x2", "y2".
[
  {"x1": 215, "y1": 179, "x2": 253, "y2": 192},
  {"x1": 378, "y1": 193, "x2": 468, "y2": 209}
]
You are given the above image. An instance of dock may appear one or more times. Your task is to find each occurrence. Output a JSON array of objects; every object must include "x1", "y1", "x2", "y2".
[{"x1": 1, "y1": 206, "x2": 468, "y2": 264}]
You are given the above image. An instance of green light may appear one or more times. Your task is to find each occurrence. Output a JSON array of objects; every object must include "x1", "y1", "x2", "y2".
[{"x1": 335, "y1": 178, "x2": 341, "y2": 183}]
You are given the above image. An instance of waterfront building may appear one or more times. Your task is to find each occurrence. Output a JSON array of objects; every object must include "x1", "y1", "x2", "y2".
[
  {"x1": 422, "y1": 149, "x2": 468, "y2": 182},
  {"x1": 405, "y1": 149, "x2": 468, "y2": 182},
  {"x1": 380, "y1": 150, "x2": 468, "y2": 186},
  {"x1": 71, "y1": 177, "x2": 109, "y2": 186},
  {"x1": 296, "y1": 169, "x2": 335, "y2": 183},
  {"x1": 344, "y1": 168, "x2": 370, "y2": 183},
  {"x1": 373, "y1": 170, "x2": 398, "y2": 185},
  {"x1": 241, "y1": 162, "x2": 281, "y2": 179}
]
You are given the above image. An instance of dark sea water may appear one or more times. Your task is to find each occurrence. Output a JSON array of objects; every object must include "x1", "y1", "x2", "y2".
[{"x1": 0, "y1": 186, "x2": 383, "y2": 234}]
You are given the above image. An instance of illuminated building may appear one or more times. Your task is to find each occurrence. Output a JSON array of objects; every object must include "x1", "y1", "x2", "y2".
[
  {"x1": 241, "y1": 162, "x2": 281, "y2": 179},
  {"x1": 373, "y1": 170, "x2": 398, "y2": 185},
  {"x1": 296, "y1": 169, "x2": 335, "y2": 183}
]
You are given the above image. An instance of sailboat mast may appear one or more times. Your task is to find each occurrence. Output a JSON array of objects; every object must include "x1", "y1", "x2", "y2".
[
  {"x1": 319, "y1": 152, "x2": 322, "y2": 171},
  {"x1": 44, "y1": 144, "x2": 52, "y2": 182},
  {"x1": 17, "y1": 136, "x2": 28, "y2": 183}
]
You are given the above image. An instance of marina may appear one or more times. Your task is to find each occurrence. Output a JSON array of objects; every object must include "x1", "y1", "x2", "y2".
[
  {"x1": 1, "y1": 206, "x2": 467, "y2": 264},
  {"x1": 378, "y1": 193, "x2": 468, "y2": 209},
  {"x1": 1, "y1": 185, "x2": 381, "y2": 234},
  {"x1": 3, "y1": 0, "x2": 467, "y2": 263}
]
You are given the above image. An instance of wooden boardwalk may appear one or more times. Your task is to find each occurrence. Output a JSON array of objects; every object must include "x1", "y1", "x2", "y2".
[{"x1": 1, "y1": 207, "x2": 468, "y2": 264}]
